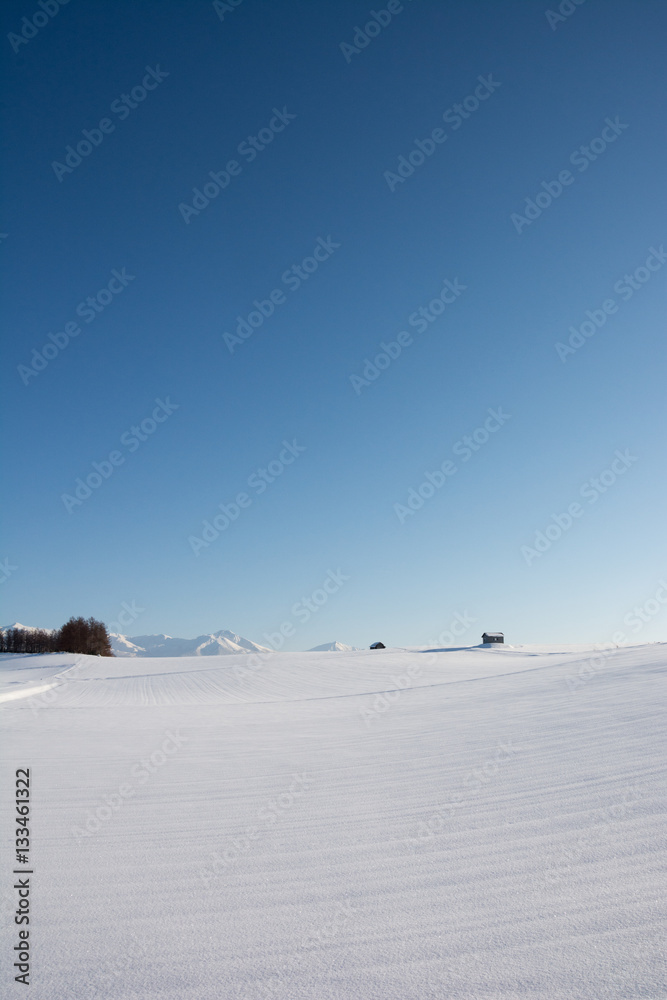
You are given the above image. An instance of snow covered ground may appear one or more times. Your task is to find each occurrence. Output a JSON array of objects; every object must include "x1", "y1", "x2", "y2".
[{"x1": 1, "y1": 642, "x2": 665, "y2": 999}]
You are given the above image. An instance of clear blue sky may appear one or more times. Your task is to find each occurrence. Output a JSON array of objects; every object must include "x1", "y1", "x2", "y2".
[{"x1": 2, "y1": 0, "x2": 666, "y2": 649}]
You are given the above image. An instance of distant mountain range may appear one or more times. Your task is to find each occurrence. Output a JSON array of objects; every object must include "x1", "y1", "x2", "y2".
[
  {"x1": 2, "y1": 623, "x2": 359, "y2": 656},
  {"x1": 112, "y1": 634, "x2": 360, "y2": 656},
  {"x1": 1, "y1": 622, "x2": 53, "y2": 633},
  {"x1": 109, "y1": 630, "x2": 272, "y2": 657},
  {"x1": 307, "y1": 642, "x2": 360, "y2": 652}
]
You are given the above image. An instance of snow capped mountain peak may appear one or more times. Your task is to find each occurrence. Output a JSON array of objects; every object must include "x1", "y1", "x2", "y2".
[
  {"x1": 211, "y1": 629, "x2": 270, "y2": 651},
  {"x1": 308, "y1": 641, "x2": 360, "y2": 652},
  {"x1": 108, "y1": 634, "x2": 147, "y2": 656},
  {"x1": 3, "y1": 623, "x2": 358, "y2": 656},
  {"x1": 109, "y1": 629, "x2": 273, "y2": 657}
]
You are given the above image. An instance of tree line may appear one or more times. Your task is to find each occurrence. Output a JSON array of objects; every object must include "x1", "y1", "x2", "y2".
[{"x1": 0, "y1": 617, "x2": 113, "y2": 656}]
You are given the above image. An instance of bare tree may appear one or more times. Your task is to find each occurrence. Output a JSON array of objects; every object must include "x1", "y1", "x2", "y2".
[{"x1": 56, "y1": 616, "x2": 113, "y2": 656}]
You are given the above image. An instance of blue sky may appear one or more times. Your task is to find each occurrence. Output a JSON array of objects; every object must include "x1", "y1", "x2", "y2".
[{"x1": 2, "y1": 0, "x2": 666, "y2": 649}]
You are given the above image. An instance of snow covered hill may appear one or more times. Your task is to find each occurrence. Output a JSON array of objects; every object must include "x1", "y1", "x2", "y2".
[
  {"x1": 110, "y1": 628, "x2": 272, "y2": 657},
  {"x1": 1, "y1": 642, "x2": 665, "y2": 998}
]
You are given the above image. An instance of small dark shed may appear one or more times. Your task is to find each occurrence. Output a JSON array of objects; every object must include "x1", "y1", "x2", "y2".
[
  {"x1": 482, "y1": 632, "x2": 504, "y2": 644},
  {"x1": 370, "y1": 642, "x2": 385, "y2": 649}
]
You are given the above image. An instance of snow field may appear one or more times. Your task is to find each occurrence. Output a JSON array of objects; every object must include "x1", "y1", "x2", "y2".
[{"x1": 1, "y1": 643, "x2": 665, "y2": 998}]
